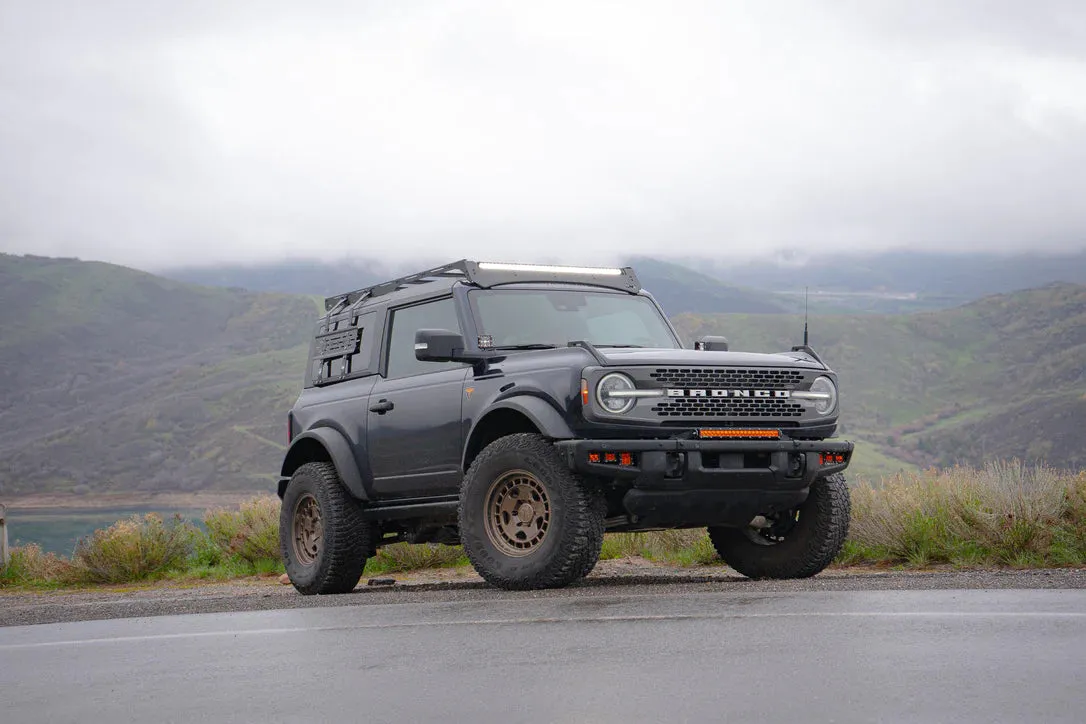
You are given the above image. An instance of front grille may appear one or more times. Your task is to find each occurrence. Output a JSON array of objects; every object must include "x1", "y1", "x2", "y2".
[
  {"x1": 648, "y1": 367, "x2": 805, "y2": 389},
  {"x1": 651, "y1": 398, "x2": 806, "y2": 419}
]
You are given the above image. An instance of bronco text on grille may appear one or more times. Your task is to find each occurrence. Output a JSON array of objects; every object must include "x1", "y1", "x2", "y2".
[{"x1": 646, "y1": 367, "x2": 814, "y2": 419}]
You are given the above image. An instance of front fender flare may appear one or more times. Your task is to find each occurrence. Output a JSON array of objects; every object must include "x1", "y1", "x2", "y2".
[
  {"x1": 489, "y1": 394, "x2": 576, "y2": 439},
  {"x1": 461, "y1": 394, "x2": 576, "y2": 471},
  {"x1": 280, "y1": 428, "x2": 369, "y2": 501}
]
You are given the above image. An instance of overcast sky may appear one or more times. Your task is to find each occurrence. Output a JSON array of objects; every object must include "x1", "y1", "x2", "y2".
[{"x1": 1, "y1": 1, "x2": 1085, "y2": 269}]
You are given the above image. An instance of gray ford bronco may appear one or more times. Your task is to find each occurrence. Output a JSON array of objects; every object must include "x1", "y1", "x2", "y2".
[{"x1": 278, "y1": 261, "x2": 853, "y2": 593}]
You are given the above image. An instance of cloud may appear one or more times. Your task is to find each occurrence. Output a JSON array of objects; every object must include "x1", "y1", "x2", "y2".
[{"x1": 1, "y1": 0, "x2": 1085, "y2": 268}]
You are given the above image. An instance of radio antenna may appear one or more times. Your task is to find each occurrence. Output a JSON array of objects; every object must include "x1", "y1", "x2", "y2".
[{"x1": 803, "y1": 287, "x2": 809, "y2": 346}]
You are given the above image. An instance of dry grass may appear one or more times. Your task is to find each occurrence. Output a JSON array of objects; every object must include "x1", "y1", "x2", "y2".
[
  {"x1": 204, "y1": 496, "x2": 281, "y2": 565},
  {"x1": 601, "y1": 529, "x2": 718, "y2": 566},
  {"x1": 367, "y1": 542, "x2": 468, "y2": 574},
  {"x1": 844, "y1": 462, "x2": 1086, "y2": 567},
  {"x1": 0, "y1": 543, "x2": 77, "y2": 587},
  {"x1": 71, "y1": 513, "x2": 196, "y2": 583}
]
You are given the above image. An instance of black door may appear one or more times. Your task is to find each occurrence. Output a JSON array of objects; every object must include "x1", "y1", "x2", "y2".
[{"x1": 367, "y1": 297, "x2": 469, "y2": 498}]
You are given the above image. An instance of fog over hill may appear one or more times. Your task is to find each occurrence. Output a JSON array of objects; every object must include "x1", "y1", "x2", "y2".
[
  {"x1": 163, "y1": 257, "x2": 791, "y2": 316},
  {"x1": 163, "y1": 249, "x2": 1086, "y2": 316},
  {"x1": 700, "y1": 250, "x2": 1086, "y2": 299}
]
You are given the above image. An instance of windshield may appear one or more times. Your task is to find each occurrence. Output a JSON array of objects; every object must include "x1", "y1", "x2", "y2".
[{"x1": 469, "y1": 289, "x2": 680, "y2": 349}]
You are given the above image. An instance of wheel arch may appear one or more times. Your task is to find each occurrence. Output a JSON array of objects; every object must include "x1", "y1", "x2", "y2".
[
  {"x1": 280, "y1": 428, "x2": 369, "y2": 500},
  {"x1": 462, "y1": 396, "x2": 574, "y2": 472}
]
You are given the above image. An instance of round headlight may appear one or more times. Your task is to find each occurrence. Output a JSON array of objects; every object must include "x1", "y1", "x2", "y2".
[
  {"x1": 809, "y1": 376, "x2": 837, "y2": 415},
  {"x1": 596, "y1": 373, "x2": 636, "y2": 414}
]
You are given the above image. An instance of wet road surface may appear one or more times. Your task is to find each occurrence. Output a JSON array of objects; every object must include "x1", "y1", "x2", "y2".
[{"x1": 2, "y1": 588, "x2": 1084, "y2": 723}]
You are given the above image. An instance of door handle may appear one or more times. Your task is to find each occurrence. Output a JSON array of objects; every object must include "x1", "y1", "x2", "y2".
[{"x1": 369, "y1": 399, "x2": 394, "y2": 414}]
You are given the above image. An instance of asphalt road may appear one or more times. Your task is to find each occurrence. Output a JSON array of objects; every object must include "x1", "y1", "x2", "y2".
[{"x1": 3, "y1": 588, "x2": 1085, "y2": 723}]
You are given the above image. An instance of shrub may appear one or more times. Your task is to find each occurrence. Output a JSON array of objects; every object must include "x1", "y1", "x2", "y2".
[
  {"x1": 72, "y1": 513, "x2": 195, "y2": 583},
  {"x1": 367, "y1": 543, "x2": 467, "y2": 574},
  {"x1": 204, "y1": 496, "x2": 281, "y2": 564},
  {"x1": 0, "y1": 543, "x2": 76, "y2": 587}
]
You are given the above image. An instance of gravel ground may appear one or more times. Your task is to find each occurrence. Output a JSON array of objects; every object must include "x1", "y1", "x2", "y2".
[{"x1": 2, "y1": 559, "x2": 1084, "y2": 627}]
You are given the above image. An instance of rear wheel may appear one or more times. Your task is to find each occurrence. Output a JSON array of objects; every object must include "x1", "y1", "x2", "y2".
[
  {"x1": 708, "y1": 473, "x2": 850, "y2": 579},
  {"x1": 280, "y1": 462, "x2": 375, "y2": 595},
  {"x1": 459, "y1": 433, "x2": 604, "y2": 590}
]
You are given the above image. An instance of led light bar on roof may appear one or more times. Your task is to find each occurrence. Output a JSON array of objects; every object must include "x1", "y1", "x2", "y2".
[{"x1": 477, "y1": 262, "x2": 624, "y2": 276}]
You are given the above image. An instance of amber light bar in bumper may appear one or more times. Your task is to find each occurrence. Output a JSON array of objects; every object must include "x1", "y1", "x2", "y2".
[{"x1": 696, "y1": 429, "x2": 781, "y2": 439}]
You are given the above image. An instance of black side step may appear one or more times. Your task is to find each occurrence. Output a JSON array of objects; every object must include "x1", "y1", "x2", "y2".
[{"x1": 362, "y1": 498, "x2": 459, "y2": 521}]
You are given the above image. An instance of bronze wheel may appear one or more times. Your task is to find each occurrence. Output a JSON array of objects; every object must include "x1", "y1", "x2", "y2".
[
  {"x1": 292, "y1": 493, "x2": 323, "y2": 566},
  {"x1": 484, "y1": 469, "x2": 551, "y2": 557}
]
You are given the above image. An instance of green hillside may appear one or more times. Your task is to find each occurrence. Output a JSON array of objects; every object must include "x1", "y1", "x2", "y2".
[
  {"x1": 0, "y1": 254, "x2": 316, "y2": 496},
  {"x1": 2, "y1": 254, "x2": 1082, "y2": 496},
  {"x1": 673, "y1": 283, "x2": 1086, "y2": 474}
]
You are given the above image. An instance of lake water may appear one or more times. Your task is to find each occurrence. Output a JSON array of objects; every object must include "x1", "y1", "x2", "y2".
[{"x1": 3, "y1": 507, "x2": 208, "y2": 556}]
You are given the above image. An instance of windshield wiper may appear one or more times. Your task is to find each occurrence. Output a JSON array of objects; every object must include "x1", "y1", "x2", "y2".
[
  {"x1": 491, "y1": 343, "x2": 559, "y2": 351},
  {"x1": 594, "y1": 344, "x2": 644, "y2": 348}
]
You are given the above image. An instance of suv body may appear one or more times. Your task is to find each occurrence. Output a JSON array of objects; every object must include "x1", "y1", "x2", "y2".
[{"x1": 278, "y1": 261, "x2": 853, "y2": 592}]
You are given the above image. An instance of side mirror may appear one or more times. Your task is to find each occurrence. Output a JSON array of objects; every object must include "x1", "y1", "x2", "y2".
[
  {"x1": 694, "y1": 335, "x2": 729, "y2": 352},
  {"x1": 414, "y1": 329, "x2": 466, "y2": 362}
]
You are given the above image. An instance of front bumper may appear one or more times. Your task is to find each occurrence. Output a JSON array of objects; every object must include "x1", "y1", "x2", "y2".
[{"x1": 555, "y1": 438, "x2": 853, "y2": 527}]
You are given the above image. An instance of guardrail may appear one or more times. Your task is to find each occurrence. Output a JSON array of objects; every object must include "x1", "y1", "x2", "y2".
[{"x1": 0, "y1": 503, "x2": 8, "y2": 567}]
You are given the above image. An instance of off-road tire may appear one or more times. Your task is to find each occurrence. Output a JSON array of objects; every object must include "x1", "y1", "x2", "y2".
[
  {"x1": 459, "y1": 433, "x2": 605, "y2": 591},
  {"x1": 707, "y1": 473, "x2": 850, "y2": 579},
  {"x1": 280, "y1": 462, "x2": 375, "y2": 595},
  {"x1": 572, "y1": 488, "x2": 608, "y2": 581}
]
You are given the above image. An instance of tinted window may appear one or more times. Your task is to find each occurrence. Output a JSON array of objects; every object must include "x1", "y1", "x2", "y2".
[
  {"x1": 470, "y1": 290, "x2": 679, "y2": 349},
  {"x1": 385, "y1": 297, "x2": 463, "y2": 379}
]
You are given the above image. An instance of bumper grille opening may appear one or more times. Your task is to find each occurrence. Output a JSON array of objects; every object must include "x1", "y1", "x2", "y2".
[{"x1": 700, "y1": 452, "x2": 772, "y2": 470}]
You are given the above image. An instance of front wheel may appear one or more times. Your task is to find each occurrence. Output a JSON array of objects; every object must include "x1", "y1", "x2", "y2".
[
  {"x1": 708, "y1": 473, "x2": 850, "y2": 579},
  {"x1": 459, "y1": 434, "x2": 604, "y2": 591}
]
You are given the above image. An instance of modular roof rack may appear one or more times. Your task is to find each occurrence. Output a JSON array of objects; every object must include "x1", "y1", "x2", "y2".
[{"x1": 324, "y1": 260, "x2": 642, "y2": 311}]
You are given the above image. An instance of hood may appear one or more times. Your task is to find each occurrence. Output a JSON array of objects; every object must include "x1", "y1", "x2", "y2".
[{"x1": 597, "y1": 347, "x2": 826, "y2": 370}]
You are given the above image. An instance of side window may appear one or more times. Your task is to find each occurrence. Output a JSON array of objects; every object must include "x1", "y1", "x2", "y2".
[{"x1": 385, "y1": 297, "x2": 463, "y2": 379}]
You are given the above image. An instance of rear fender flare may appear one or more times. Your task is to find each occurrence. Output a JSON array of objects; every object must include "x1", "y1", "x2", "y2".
[{"x1": 280, "y1": 428, "x2": 369, "y2": 500}]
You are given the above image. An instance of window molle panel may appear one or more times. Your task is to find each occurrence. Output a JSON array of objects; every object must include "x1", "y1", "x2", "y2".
[{"x1": 314, "y1": 328, "x2": 361, "y2": 359}]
